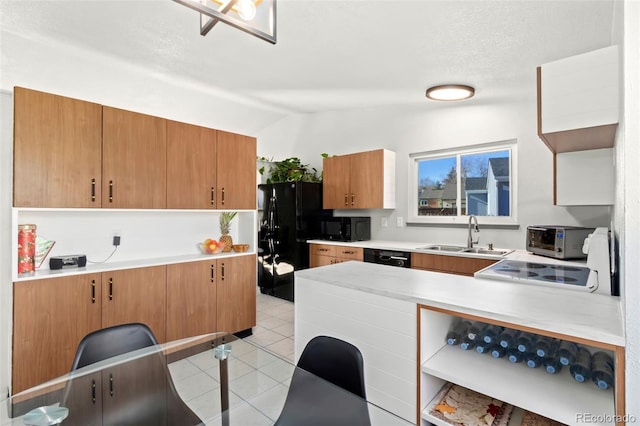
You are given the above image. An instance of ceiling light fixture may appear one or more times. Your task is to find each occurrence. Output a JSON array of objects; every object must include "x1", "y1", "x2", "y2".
[
  {"x1": 426, "y1": 84, "x2": 475, "y2": 101},
  {"x1": 174, "y1": 0, "x2": 276, "y2": 44}
]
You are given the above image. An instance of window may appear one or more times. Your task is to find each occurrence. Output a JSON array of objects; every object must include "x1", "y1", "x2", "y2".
[{"x1": 409, "y1": 140, "x2": 517, "y2": 225}]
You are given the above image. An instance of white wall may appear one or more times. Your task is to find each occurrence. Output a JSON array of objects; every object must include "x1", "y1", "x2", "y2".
[
  {"x1": 0, "y1": 92, "x2": 13, "y2": 401},
  {"x1": 258, "y1": 92, "x2": 611, "y2": 250},
  {"x1": 0, "y1": 30, "x2": 289, "y2": 137},
  {"x1": 620, "y1": 0, "x2": 640, "y2": 419}
]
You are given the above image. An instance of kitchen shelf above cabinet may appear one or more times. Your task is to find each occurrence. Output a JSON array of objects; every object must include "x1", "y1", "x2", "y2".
[{"x1": 422, "y1": 344, "x2": 615, "y2": 425}]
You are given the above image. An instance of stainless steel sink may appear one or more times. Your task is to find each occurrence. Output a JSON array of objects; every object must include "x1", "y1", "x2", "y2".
[
  {"x1": 461, "y1": 248, "x2": 514, "y2": 256},
  {"x1": 417, "y1": 245, "x2": 513, "y2": 256},
  {"x1": 417, "y1": 245, "x2": 467, "y2": 252}
]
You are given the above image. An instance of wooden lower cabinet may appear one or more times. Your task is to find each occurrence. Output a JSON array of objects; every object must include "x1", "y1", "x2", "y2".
[
  {"x1": 101, "y1": 266, "x2": 167, "y2": 343},
  {"x1": 217, "y1": 255, "x2": 257, "y2": 335},
  {"x1": 13, "y1": 266, "x2": 166, "y2": 394},
  {"x1": 166, "y1": 260, "x2": 217, "y2": 341},
  {"x1": 12, "y1": 257, "x2": 256, "y2": 393},
  {"x1": 411, "y1": 253, "x2": 497, "y2": 276},
  {"x1": 309, "y1": 243, "x2": 363, "y2": 268},
  {"x1": 12, "y1": 274, "x2": 103, "y2": 393}
]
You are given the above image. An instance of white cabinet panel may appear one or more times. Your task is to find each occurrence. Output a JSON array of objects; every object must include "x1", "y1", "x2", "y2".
[
  {"x1": 556, "y1": 148, "x2": 614, "y2": 206},
  {"x1": 541, "y1": 45, "x2": 619, "y2": 134},
  {"x1": 295, "y1": 277, "x2": 416, "y2": 422}
]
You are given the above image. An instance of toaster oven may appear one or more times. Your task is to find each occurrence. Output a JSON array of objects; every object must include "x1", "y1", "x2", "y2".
[{"x1": 526, "y1": 226, "x2": 595, "y2": 259}]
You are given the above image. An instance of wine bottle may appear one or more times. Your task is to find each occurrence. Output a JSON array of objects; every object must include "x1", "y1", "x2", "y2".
[
  {"x1": 516, "y1": 332, "x2": 538, "y2": 353},
  {"x1": 481, "y1": 324, "x2": 503, "y2": 345},
  {"x1": 525, "y1": 351, "x2": 542, "y2": 368},
  {"x1": 498, "y1": 328, "x2": 520, "y2": 349},
  {"x1": 506, "y1": 347, "x2": 524, "y2": 363},
  {"x1": 460, "y1": 335, "x2": 477, "y2": 351},
  {"x1": 466, "y1": 322, "x2": 484, "y2": 342},
  {"x1": 543, "y1": 342, "x2": 562, "y2": 374},
  {"x1": 490, "y1": 344, "x2": 507, "y2": 359},
  {"x1": 557, "y1": 340, "x2": 579, "y2": 366},
  {"x1": 570, "y1": 346, "x2": 592, "y2": 383},
  {"x1": 475, "y1": 342, "x2": 491, "y2": 354},
  {"x1": 591, "y1": 351, "x2": 615, "y2": 390},
  {"x1": 534, "y1": 336, "x2": 557, "y2": 358},
  {"x1": 445, "y1": 319, "x2": 471, "y2": 346}
]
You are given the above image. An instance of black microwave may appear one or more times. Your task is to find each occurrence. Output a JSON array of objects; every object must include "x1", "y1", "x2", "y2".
[{"x1": 320, "y1": 217, "x2": 371, "y2": 242}]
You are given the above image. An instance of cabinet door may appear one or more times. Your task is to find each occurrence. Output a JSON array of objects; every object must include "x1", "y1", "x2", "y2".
[
  {"x1": 309, "y1": 244, "x2": 336, "y2": 268},
  {"x1": 102, "y1": 107, "x2": 167, "y2": 208},
  {"x1": 216, "y1": 131, "x2": 257, "y2": 209},
  {"x1": 13, "y1": 87, "x2": 102, "y2": 208},
  {"x1": 217, "y1": 255, "x2": 257, "y2": 334},
  {"x1": 322, "y1": 155, "x2": 351, "y2": 209},
  {"x1": 12, "y1": 274, "x2": 102, "y2": 393},
  {"x1": 310, "y1": 254, "x2": 336, "y2": 268},
  {"x1": 166, "y1": 260, "x2": 217, "y2": 341},
  {"x1": 335, "y1": 246, "x2": 363, "y2": 261},
  {"x1": 166, "y1": 120, "x2": 217, "y2": 209},
  {"x1": 412, "y1": 253, "x2": 497, "y2": 276},
  {"x1": 102, "y1": 266, "x2": 167, "y2": 342},
  {"x1": 350, "y1": 150, "x2": 384, "y2": 209}
]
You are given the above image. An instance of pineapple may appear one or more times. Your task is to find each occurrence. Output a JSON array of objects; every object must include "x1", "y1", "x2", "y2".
[{"x1": 219, "y1": 211, "x2": 237, "y2": 252}]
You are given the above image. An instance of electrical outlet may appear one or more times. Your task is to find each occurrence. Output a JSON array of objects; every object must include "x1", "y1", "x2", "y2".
[
  {"x1": 381, "y1": 217, "x2": 388, "y2": 228},
  {"x1": 396, "y1": 217, "x2": 404, "y2": 227}
]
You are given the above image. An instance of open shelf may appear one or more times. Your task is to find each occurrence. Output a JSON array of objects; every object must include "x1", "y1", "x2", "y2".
[{"x1": 422, "y1": 344, "x2": 615, "y2": 425}]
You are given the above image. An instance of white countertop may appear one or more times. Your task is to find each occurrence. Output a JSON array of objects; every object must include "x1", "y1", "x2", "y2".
[
  {"x1": 307, "y1": 239, "x2": 587, "y2": 264},
  {"x1": 295, "y1": 261, "x2": 624, "y2": 347}
]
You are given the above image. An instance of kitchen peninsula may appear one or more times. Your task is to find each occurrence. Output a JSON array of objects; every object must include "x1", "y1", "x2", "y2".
[{"x1": 294, "y1": 261, "x2": 625, "y2": 425}]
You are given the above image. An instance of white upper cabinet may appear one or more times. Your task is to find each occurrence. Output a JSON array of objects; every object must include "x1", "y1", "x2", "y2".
[{"x1": 538, "y1": 45, "x2": 619, "y2": 153}]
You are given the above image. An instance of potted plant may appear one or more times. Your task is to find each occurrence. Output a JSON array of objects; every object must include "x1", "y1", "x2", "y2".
[{"x1": 261, "y1": 157, "x2": 322, "y2": 183}]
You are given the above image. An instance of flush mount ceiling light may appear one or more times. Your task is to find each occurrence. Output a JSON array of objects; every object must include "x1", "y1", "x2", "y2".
[
  {"x1": 174, "y1": 0, "x2": 276, "y2": 44},
  {"x1": 425, "y1": 84, "x2": 475, "y2": 101}
]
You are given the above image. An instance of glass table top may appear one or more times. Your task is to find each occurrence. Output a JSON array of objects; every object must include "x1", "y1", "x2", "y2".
[{"x1": 9, "y1": 332, "x2": 411, "y2": 425}]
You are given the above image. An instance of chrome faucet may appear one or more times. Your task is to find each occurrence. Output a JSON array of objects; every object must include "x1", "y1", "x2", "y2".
[{"x1": 467, "y1": 215, "x2": 480, "y2": 248}]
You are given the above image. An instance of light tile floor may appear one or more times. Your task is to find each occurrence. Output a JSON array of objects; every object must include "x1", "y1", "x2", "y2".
[
  {"x1": 0, "y1": 290, "x2": 295, "y2": 426},
  {"x1": 171, "y1": 291, "x2": 296, "y2": 425}
]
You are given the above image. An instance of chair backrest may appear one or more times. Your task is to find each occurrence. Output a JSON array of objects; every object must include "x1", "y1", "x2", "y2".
[
  {"x1": 297, "y1": 335, "x2": 366, "y2": 398},
  {"x1": 70, "y1": 323, "x2": 158, "y2": 370}
]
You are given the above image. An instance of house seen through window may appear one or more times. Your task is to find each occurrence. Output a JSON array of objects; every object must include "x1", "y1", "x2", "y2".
[{"x1": 410, "y1": 141, "x2": 515, "y2": 224}]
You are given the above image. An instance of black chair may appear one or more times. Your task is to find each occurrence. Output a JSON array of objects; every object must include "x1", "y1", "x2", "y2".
[
  {"x1": 62, "y1": 323, "x2": 203, "y2": 425},
  {"x1": 70, "y1": 322, "x2": 159, "y2": 370},
  {"x1": 275, "y1": 335, "x2": 371, "y2": 426}
]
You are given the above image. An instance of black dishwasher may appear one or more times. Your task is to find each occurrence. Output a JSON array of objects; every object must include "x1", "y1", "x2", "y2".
[{"x1": 363, "y1": 248, "x2": 411, "y2": 268}]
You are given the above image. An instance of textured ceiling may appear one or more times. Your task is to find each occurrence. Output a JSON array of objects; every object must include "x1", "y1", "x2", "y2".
[{"x1": 1, "y1": 0, "x2": 616, "y2": 115}]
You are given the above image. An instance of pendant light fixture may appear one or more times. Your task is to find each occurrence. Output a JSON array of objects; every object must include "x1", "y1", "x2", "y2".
[
  {"x1": 174, "y1": 0, "x2": 276, "y2": 44},
  {"x1": 426, "y1": 84, "x2": 475, "y2": 101}
]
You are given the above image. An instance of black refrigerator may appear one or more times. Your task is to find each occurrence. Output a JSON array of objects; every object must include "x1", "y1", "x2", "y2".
[{"x1": 258, "y1": 182, "x2": 330, "y2": 302}]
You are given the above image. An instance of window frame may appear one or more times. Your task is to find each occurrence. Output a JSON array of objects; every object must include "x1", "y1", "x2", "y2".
[{"x1": 408, "y1": 139, "x2": 518, "y2": 226}]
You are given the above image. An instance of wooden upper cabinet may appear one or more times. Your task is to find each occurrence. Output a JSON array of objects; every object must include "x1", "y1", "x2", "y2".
[
  {"x1": 217, "y1": 254, "x2": 257, "y2": 334},
  {"x1": 102, "y1": 107, "x2": 167, "y2": 209},
  {"x1": 216, "y1": 130, "x2": 257, "y2": 210},
  {"x1": 323, "y1": 149, "x2": 395, "y2": 209},
  {"x1": 322, "y1": 155, "x2": 351, "y2": 209},
  {"x1": 101, "y1": 266, "x2": 167, "y2": 343},
  {"x1": 166, "y1": 120, "x2": 217, "y2": 209},
  {"x1": 166, "y1": 260, "x2": 217, "y2": 341},
  {"x1": 13, "y1": 274, "x2": 102, "y2": 393},
  {"x1": 13, "y1": 87, "x2": 102, "y2": 208}
]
